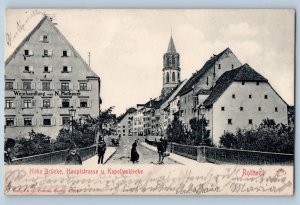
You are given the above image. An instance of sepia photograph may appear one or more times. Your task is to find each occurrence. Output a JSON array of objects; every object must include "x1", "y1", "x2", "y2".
[{"x1": 4, "y1": 9, "x2": 295, "y2": 195}]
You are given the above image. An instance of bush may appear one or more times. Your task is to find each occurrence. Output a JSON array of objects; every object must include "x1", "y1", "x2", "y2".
[{"x1": 219, "y1": 119, "x2": 294, "y2": 154}]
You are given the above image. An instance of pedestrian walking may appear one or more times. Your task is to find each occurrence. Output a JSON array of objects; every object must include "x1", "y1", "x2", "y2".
[
  {"x1": 97, "y1": 139, "x2": 107, "y2": 164},
  {"x1": 130, "y1": 139, "x2": 140, "y2": 163},
  {"x1": 157, "y1": 137, "x2": 164, "y2": 164},
  {"x1": 65, "y1": 147, "x2": 82, "y2": 165}
]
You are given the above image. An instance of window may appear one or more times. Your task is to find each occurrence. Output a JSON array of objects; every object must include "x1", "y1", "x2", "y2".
[
  {"x1": 24, "y1": 65, "x2": 33, "y2": 72},
  {"x1": 79, "y1": 83, "x2": 87, "y2": 91},
  {"x1": 43, "y1": 99, "x2": 51, "y2": 108},
  {"x1": 62, "y1": 117, "x2": 70, "y2": 125},
  {"x1": 264, "y1": 95, "x2": 268, "y2": 99},
  {"x1": 24, "y1": 118, "x2": 32, "y2": 126},
  {"x1": 62, "y1": 99, "x2": 70, "y2": 108},
  {"x1": 6, "y1": 118, "x2": 14, "y2": 127},
  {"x1": 242, "y1": 81, "x2": 245, "y2": 85},
  {"x1": 166, "y1": 72, "x2": 169, "y2": 83},
  {"x1": 42, "y1": 35, "x2": 48, "y2": 42},
  {"x1": 44, "y1": 66, "x2": 49, "y2": 72},
  {"x1": 44, "y1": 49, "x2": 49, "y2": 57},
  {"x1": 5, "y1": 82, "x2": 13, "y2": 90},
  {"x1": 62, "y1": 66, "x2": 72, "y2": 73},
  {"x1": 24, "y1": 49, "x2": 33, "y2": 56},
  {"x1": 123, "y1": 125, "x2": 125, "y2": 128},
  {"x1": 63, "y1": 66, "x2": 68, "y2": 72},
  {"x1": 123, "y1": 130, "x2": 125, "y2": 133},
  {"x1": 5, "y1": 100, "x2": 14, "y2": 108},
  {"x1": 240, "y1": 107, "x2": 243, "y2": 111},
  {"x1": 256, "y1": 82, "x2": 260, "y2": 86},
  {"x1": 218, "y1": 64, "x2": 221, "y2": 69},
  {"x1": 62, "y1": 50, "x2": 68, "y2": 57},
  {"x1": 80, "y1": 100, "x2": 88, "y2": 108},
  {"x1": 42, "y1": 82, "x2": 51, "y2": 91},
  {"x1": 23, "y1": 99, "x2": 32, "y2": 108},
  {"x1": 228, "y1": 119, "x2": 232, "y2": 125},
  {"x1": 249, "y1": 119, "x2": 253, "y2": 125},
  {"x1": 23, "y1": 82, "x2": 31, "y2": 90},
  {"x1": 232, "y1": 64, "x2": 234, "y2": 69},
  {"x1": 258, "y1": 107, "x2": 261, "y2": 111},
  {"x1": 232, "y1": 94, "x2": 235, "y2": 99},
  {"x1": 249, "y1": 95, "x2": 252, "y2": 99},
  {"x1": 61, "y1": 82, "x2": 69, "y2": 90},
  {"x1": 221, "y1": 106, "x2": 225, "y2": 111},
  {"x1": 43, "y1": 118, "x2": 51, "y2": 126},
  {"x1": 275, "y1": 107, "x2": 278, "y2": 112}
]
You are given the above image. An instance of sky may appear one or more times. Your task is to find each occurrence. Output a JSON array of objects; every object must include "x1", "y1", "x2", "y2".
[{"x1": 5, "y1": 9, "x2": 295, "y2": 115}]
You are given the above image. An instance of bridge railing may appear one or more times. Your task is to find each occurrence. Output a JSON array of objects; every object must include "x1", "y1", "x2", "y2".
[
  {"x1": 148, "y1": 140, "x2": 293, "y2": 165},
  {"x1": 11, "y1": 145, "x2": 97, "y2": 165}
]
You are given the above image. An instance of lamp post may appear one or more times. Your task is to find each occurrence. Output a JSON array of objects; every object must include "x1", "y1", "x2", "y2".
[
  {"x1": 199, "y1": 104, "x2": 206, "y2": 146},
  {"x1": 68, "y1": 106, "x2": 76, "y2": 135}
]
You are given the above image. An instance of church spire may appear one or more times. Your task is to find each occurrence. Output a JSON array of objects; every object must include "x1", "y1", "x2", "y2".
[{"x1": 167, "y1": 36, "x2": 177, "y2": 53}]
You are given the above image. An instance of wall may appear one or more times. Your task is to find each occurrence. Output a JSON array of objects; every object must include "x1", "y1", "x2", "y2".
[
  {"x1": 212, "y1": 81, "x2": 288, "y2": 144},
  {"x1": 5, "y1": 17, "x2": 100, "y2": 139}
]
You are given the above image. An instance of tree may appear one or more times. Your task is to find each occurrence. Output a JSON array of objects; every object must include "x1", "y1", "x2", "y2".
[
  {"x1": 14, "y1": 130, "x2": 52, "y2": 157},
  {"x1": 189, "y1": 118, "x2": 213, "y2": 146},
  {"x1": 166, "y1": 116, "x2": 186, "y2": 144}
]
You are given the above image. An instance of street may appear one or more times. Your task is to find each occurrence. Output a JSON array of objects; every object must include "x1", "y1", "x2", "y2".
[{"x1": 104, "y1": 135, "x2": 179, "y2": 164}]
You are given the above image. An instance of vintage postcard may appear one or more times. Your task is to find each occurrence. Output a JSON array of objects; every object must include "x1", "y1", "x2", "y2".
[{"x1": 4, "y1": 9, "x2": 294, "y2": 195}]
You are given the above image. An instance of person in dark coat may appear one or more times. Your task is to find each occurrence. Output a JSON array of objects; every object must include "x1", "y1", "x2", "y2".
[
  {"x1": 97, "y1": 140, "x2": 107, "y2": 164},
  {"x1": 157, "y1": 138, "x2": 164, "y2": 164},
  {"x1": 65, "y1": 148, "x2": 82, "y2": 165},
  {"x1": 130, "y1": 139, "x2": 139, "y2": 163}
]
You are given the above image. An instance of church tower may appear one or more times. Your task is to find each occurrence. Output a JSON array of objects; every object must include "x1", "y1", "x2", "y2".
[{"x1": 161, "y1": 36, "x2": 181, "y2": 98}]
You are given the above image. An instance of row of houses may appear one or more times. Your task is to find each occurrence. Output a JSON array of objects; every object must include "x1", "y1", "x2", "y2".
[{"x1": 117, "y1": 36, "x2": 289, "y2": 144}]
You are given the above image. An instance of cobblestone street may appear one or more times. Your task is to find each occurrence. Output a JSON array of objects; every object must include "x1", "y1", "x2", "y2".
[{"x1": 105, "y1": 135, "x2": 179, "y2": 164}]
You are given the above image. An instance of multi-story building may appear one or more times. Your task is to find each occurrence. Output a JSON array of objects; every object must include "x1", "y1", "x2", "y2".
[
  {"x1": 177, "y1": 48, "x2": 242, "y2": 128},
  {"x1": 198, "y1": 64, "x2": 288, "y2": 144},
  {"x1": 132, "y1": 104, "x2": 145, "y2": 136},
  {"x1": 117, "y1": 108, "x2": 136, "y2": 137},
  {"x1": 5, "y1": 16, "x2": 101, "y2": 139}
]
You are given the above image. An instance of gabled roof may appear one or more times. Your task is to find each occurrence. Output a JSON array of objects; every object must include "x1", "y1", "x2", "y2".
[
  {"x1": 203, "y1": 64, "x2": 268, "y2": 106},
  {"x1": 5, "y1": 15, "x2": 99, "y2": 78},
  {"x1": 160, "y1": 79, "x2": 188, "y2": 110},
  {"x1": 178, "y1": 47, "x2": 232, "y2": 96},
  {"x1": 117, "y1": 107, "x2": 137, "y2": 122},
  {"x1": 196, "y1": 89, "x2": 212, "y2": 95},
  {"x1": 167, "y1": 36, "x2": 177, "y2": 53}
]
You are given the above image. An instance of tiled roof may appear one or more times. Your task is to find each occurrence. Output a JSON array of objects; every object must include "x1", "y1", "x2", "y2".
[
  {"x1": 203, "y1": 64, "x2": 268, "y2": 106},
  {"x1": 178, "y1": 47, "x2": 231, "y2": 96},
  {"x1": 196, "y1": 89, "x2": 212, "y2": 95}
]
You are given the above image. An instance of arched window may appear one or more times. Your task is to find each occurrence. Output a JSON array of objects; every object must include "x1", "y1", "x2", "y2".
[
  {"x1": 178, "y1": 72, "x2": 180, "y2": 81},
  {"x1": 166, "y1": 72, "x2": 170, "y2": 83},
  {"x1": 172, "y1": 72, "x2": 175, "y2": 82}
]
